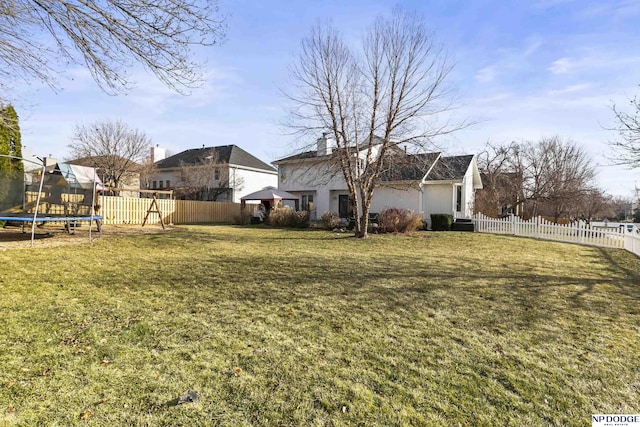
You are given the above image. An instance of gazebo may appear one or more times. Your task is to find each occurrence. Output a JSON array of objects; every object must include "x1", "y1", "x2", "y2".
[{"x1": 240, "y1": 187, "x2": 299, "y2": 212}]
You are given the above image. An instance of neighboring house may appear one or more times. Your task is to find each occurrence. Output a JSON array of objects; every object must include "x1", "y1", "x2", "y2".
[
  {"x1": 153, "y1": 145, "x2": 277, "y2": 203},
  {"x1": 272, "y1": 134, "x2": 483, "y2": 228}
]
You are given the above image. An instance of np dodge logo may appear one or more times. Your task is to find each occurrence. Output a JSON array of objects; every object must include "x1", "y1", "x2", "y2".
[{"x1": 592, "y1": 414, "x2": 640, "y2": 427}]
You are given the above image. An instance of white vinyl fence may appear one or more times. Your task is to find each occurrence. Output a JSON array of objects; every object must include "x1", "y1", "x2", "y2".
[{"x1": 473, "y1": 213, "x2": 640, "y2": 257}]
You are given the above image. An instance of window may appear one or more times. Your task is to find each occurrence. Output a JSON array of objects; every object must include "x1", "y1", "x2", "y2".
[
  {"x1": 152, "y1": 180, "x2": 157, "y2": 189},
  {"x1": 302, "y1": 194, "x2": 314, "y2": 212},
  {"x1": 166, "y1": 180, "x2": 171, "y2": 188},
  {"x1": 159, "y1": 181, "x2": 164, "y2": 189},
  {"x1": 214, "y1": 168, "x2": 220, "y2": 181},
  {"x1": 456, "y1": 186, "x2": 462, "y2": 212}
]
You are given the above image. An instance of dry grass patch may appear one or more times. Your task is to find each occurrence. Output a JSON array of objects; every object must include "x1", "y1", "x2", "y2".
[{"x1": 0, "y1": 226, "x2": 638, "y2": 425}]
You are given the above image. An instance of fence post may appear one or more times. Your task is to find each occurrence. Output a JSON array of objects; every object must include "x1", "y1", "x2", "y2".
[{"x1": 511, "y1": 214, "x2": 516, "y2": 236}]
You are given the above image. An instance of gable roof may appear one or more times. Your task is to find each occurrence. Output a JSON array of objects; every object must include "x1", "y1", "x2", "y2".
[
  {"x1": 156, "y1": 145, "x2": 276, "y2": 172},
  {"x1": 273, "y1": 135, "x2": 389, "y2": 164},
  {"x1": 67, "y1": 155, "x2": 141, "y2": 170},
  {"x1": 275, "y1": 140, "x2": 478, "y2": 184},
  {"x1": 424, "y1": 155, "x2": 474, "y2": 181},
  {"x1": 380, "y1": 152, "x2": 441, "y2": 181},
  {"x1": 274, "y1": 150, "x2": 322, "y2": 163}
]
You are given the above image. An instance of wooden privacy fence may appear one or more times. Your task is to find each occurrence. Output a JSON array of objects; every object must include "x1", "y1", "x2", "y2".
[
  {"x1": 172, "y1": 199, "x2": 243, "y2": 224},
  {"x1": 473, "y1": 213, "x2": 640, "y2": 257},
  {"x1": 99, "y1": 196, "x2": 244, "y2": 225}
]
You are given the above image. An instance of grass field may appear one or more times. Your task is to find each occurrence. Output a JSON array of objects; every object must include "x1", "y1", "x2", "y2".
[{"x1": 1, "y1": 225, "x2": 639, "y2": 426}]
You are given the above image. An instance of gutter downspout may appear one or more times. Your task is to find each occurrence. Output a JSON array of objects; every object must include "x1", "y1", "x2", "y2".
[
  {"x1": 232, "y1": 166, "x2": 237, "y2": 202},
  {"x1": 418, "y1": 181, "x2": 424, "y2": 222},
  {"x1": 452, "y1": 184, "x2": 457, "y2": 220}
]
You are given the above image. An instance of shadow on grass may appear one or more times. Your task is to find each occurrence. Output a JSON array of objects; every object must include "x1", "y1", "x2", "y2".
[
  {"x1": 87, "y1": 240, "x2": 640, "y2": 335},
  {"x1": 596, "y1": 247, "x2": 640, "y2": 282},
  {"x1": 80, "y1": 226, "x2": 640, "y2": 341}
]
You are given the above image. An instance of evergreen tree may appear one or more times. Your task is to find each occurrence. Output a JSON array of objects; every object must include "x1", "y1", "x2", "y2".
[{"x1": 0, "y1": 105, "x2": 24, "y2": 210}]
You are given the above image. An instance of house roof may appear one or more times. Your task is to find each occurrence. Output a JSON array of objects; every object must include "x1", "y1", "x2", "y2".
[
  {"x1": 273, "y1": 135, "x2": 389, "y2": 164},
  {"x1": 380, "y1": 152, "x2": 441, "y2": 181},
  {"x1": 274, "y1": 150, "x2": 322, "y2": 163},
  {"x1": 156, "y1": 145, "x2": 276, "y2": 172},
  {"x1": 68, "y1": 155, "x2": 141, "y2": 169},
  {"x1": 424, "y1": 155, "x2": 474, "y2": 181},
  {"x1": 274, "y1": 135, "x2": 478, "y2": 184}
]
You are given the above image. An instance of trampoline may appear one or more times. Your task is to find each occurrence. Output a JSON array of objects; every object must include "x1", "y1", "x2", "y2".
[
  {"x1": 0, "y1": 154, "x2": 104, "y2": 246},
  {"x1": 0, "y1": 212, "x2": 102, "y2": 223}
]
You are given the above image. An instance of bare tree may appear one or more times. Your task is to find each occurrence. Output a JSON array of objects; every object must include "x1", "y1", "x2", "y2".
[
  {"x1": 609, "y1": 93, "x2": 640, "y2": 168},
  {"x1": 0, "y1": 0, "x2": 226, "y2": 95},
  {"x1": 524, "y1": 137, "x2": 596, "y2": 221},
  {"x1": 69, "y1": 119, "x2": 150, "y2": 194},
  {"x1": 567, "y1": 188, "x2": 615, "y2": 223},
  {"x1": 475, "y1": 142, "x2": 524, "y2": 217},
  {"x1": 478, "y1": 137, "x2": 597, "y2": 221},
  {"x1": 178, "y1": 149, "x2": 244, "y2": 201},
  {"x1": 286, "y1": 9, "x2": 463, "y2": 237},
  {"x1": 138, "y1": 157, "x2": 158, "y2": 191}
]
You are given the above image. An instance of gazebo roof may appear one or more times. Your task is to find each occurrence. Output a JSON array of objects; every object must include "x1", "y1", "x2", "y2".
[{"x1": 240, "y1": 187, "x2": 299, "y2": 202}]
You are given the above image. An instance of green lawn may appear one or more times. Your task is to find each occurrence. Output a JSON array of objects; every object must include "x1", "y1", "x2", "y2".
[{"x1": 1, "y1": 226, "x2": 639, "y2": 426}]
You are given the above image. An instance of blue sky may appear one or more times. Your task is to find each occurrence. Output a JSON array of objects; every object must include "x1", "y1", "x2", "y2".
[{"x1": 14, "y1": 0, "x2": 640, "y2": 197}]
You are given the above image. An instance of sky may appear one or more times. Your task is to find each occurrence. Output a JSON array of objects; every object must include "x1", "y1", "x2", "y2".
[{"x1": 11, "y1": 0, "x2": 640, "y2": 198}]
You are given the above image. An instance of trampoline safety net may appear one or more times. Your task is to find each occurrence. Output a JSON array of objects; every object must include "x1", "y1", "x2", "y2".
[{"x1": 0, "y1": 157, "x2": 104, "y2": 245}]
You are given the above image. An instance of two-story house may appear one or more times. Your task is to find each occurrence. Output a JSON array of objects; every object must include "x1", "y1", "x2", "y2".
[
  {"x1": 273, "y1": 134, "x2": 482, "y2": 229},
  {"x1": 153, "y1": 145, "x2": 277, "y2": 203}
]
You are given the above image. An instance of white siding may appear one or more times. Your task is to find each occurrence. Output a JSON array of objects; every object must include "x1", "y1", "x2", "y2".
[
  {"x1": 371, "y1": 185, "x2": 421, "y2": 214},
  {"x1": 151, "y1": 166, "x2": 276, "y2": 202},
  {"x1": 232, "y1": 167, "x2": 277, "y2": 203},
  {"x1": 153, "y1": 170, "x2": 179, "y2": 189},
  {"x1": 278, "y1": 161, "x2": 346, "y2": 216},
  {"x1": 423, "y1": 183, "x2": 454, "y2": 229},
  {"x1": 462, "y1": 165, "x2": 475, "y2": 217}
]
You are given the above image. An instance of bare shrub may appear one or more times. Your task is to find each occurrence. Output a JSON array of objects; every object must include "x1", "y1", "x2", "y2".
[
  {"x1": 378, "y1": 208, "x2": 423, "y2": 234},
  {"x1": 320, "y1": 211, "x2": 340, "y2": 229},
  {"x1": 267, "y1": 207, "x2": 290, "y2": 227},
  {"x1": 233, "y1": 210, "x2": 251, "y2": 226},
  {"x1": 289, "y1": 211, "x2": 310, "y2": 228},
  {"x1": 268, "y1": 208, "x2": 310, "y2": 228}
]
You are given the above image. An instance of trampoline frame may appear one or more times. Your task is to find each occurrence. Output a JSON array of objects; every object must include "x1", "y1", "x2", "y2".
[{"x1": 0, "y1": 154, "x2": 102, "y2": 246}]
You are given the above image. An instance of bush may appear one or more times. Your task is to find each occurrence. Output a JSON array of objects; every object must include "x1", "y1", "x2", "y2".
[
  {"x1": 267, "y1": 207, "x2": 310, "y2": 228},
  {"x1": 378, "y1": 208, "x2": 424, "y2": 234},
  {"x1": 430, "y1": 214, "x2": 453, "y2": 231},
  {"x1": 289, "y1": 210, "x2": 310, "y2": 228},
  {"x1": 320, "y1": 211, "x2": 340, "y2": 229},
  {"x1": 232, "y1": 209, "x2": 252, "y2": 225},
  {"x1": 267, "y1": 207, "x2": 290, "y2": 227}
]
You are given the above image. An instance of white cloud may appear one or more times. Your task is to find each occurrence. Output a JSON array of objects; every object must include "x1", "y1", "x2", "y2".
[
  {"x1": 474, "y1": 66, "x2": 496, "y2": 83},
  {"x1": 547, "y1": 83, "x2": 592, "y2": 96},
  {"x1": 548, "y1": 57, "x2": 574, "y2": 74},
  {"x1": 522, "y1": 37, "x2": 543, "y2": 58}
]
